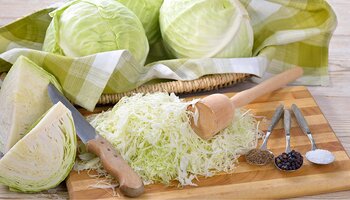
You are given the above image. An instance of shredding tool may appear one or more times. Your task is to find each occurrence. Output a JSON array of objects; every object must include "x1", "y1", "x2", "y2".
[{"x1": 190, "y1": 67, "x2": 303, "y2": 140}]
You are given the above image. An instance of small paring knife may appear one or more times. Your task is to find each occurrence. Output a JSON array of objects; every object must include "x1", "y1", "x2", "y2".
[{"x1": 48, "y1": 83, "x2": 144, "y2": 197}]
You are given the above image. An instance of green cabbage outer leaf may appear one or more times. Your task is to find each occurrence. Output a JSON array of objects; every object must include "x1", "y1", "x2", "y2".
[
  {"x1": 0, "y1": 56, "x2": 62, "y2": 154},
  {"x1": 0, "y1": 102, "x2": 77, "y2": 193},
  {"x1": 42, "y1": 22, "x2": 64, "y2": 55},
  {"x1": 88, "y1": 93, "x2": 258, "y2": 185},
  {"x1": 43, "y1": 0, "x2": 149, "y2": 65},
  {"x1": 116, "y1": 0, "x2": 164, "y2": 45},
  {"x1": 159, "y1": 0, "x2": 254, "y2": 59}
]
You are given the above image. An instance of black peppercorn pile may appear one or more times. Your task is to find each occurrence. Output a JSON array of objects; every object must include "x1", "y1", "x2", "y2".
[{"x1": 275, "y1": 150, "x2": 303, "y2": 171}]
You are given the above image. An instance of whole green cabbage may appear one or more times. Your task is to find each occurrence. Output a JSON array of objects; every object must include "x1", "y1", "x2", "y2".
[
  {"x1": 43, "y1": 0, "x2": 149, "y2": 65},
  {"x1": 116, "y1": 0, "x2": 164, "y2": 45},
  {"x1": 159, "y1": 0, "x2": 254, "y2": 59}
]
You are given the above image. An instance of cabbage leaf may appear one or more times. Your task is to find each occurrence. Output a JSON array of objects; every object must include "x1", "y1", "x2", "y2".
[{"x1": 116, "y1": 0, "x2": 164, "y2": 45}]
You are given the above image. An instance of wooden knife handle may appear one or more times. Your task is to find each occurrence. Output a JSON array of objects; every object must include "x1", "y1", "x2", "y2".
[{"x1": 86, "y1": 137, "x2": 144, "y2": 197}]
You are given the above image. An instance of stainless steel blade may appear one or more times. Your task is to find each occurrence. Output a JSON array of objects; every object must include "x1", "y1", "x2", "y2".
[{"x1": 48, "y1": 83, "x2": 96, "y2": 143}]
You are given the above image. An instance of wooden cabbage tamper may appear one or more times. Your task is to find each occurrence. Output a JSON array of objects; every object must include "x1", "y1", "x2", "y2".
[{"x1": 190, "y1": 67, "x2": 303, "y2": 140}]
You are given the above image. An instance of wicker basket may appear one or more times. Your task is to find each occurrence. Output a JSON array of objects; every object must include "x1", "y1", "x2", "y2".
[{"x1": 98, "y1": 73, "x2": 250, "y2": 105}]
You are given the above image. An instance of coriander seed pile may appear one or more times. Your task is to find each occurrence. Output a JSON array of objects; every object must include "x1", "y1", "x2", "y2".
[{"x1": 245, "y1": 149, "x2": 274, "y2": 165}]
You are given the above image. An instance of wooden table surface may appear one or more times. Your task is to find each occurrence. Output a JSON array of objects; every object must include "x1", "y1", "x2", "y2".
[{"x1": 0, "y1": 0, "x2": 349, "y2": 199}]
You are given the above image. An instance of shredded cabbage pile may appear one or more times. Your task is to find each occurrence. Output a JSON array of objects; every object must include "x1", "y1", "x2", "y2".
[{"x1": 76, "y1": 93, "x2": 258, "y2": 186}]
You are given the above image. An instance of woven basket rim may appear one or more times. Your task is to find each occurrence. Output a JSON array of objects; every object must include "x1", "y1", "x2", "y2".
[{"x1": 98, "y1": 73, "x2": 251, "y2": 105}]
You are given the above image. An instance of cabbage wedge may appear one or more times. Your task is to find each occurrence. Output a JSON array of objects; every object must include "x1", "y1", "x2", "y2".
[
  {"x1": 0, "y1": 56, "x2": 62, "y2": 154},
  {"x1": 0, "y1": 102, "x2": 77, "y2": 192}
]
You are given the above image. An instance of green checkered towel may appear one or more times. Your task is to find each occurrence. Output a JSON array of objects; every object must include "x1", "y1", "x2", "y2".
[{"x1": 0, "y1": 0, "x2": 337, "y2": 111}]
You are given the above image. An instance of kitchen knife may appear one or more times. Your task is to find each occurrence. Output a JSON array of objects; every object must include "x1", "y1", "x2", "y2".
[{"x1": 48, "y1": 83, "x2": 144, "y2": 197}]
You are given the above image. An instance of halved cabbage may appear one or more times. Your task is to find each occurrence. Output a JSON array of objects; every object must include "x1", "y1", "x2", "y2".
[
  {"x1": 43, "y1": 0, "x2": 149, "y2": 65},
  {"x1": 116, "y1": 0, "x2": 164, "y2": 45},
  {"x1": 0, "y1": 102, "x2": 77, "y2": 192},
  {"x1": 159, "y1": 0, "x2": 254, "y2": 59},
  {"x1": 0, "y1": 56, "x2": 62, "y2": 154}
]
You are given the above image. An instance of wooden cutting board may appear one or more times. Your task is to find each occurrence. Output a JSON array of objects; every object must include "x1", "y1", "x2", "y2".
[{"x1": 66, "y1": 86, "x2": 350, "y2": 199}]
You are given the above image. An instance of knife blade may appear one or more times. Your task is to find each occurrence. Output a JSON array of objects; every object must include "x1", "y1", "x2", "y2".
[
  {"x1": 48, "y1": 83, "x2": 144, "y2": 197},
  {"x1": 48, "y1": 84, "x2": 96, "y2": 144}
]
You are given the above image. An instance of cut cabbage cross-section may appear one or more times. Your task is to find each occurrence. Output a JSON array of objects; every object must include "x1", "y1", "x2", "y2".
[
  {"x1": 0, "y1": 102, "x2": 77, "y2": 193},
  {"x1": 0, "y1": 56, "x2": 62, "y2": 154}
]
